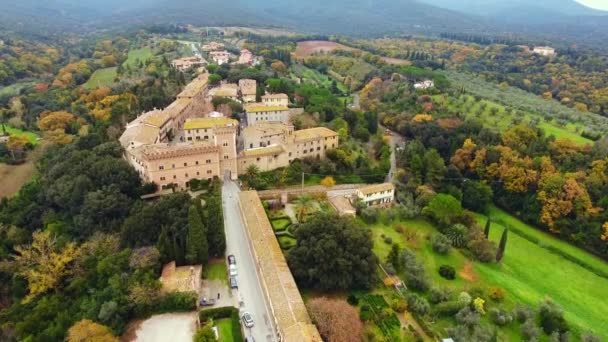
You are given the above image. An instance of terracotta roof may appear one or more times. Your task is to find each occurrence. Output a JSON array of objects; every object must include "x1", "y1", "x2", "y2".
[
  {"x1": 329, "y1": 196, "x2": 356, "y2": 215},
  {"x1": 238, "y1": 79, "x2": 257, "y2": 95},
  {"x1": 183, "y1": 117, "x2": 238, "y2": 130},
  {"x1": 241, "y1": 144, "x2": 284, "y2": 157},
  {"x1": 209, "y1": 84, "x2": 238, "y2": 98},
  {"x1": 243, "y1": 122, "x2": 290, "y2": 136},
  {"x1": 245, "y1": 104, "x2": 290, "y2": 113},
  {"x1": 262, "y1": 93, "x2": 288, "y2": 100},
  {"x1": 294, "y1": 127, "x2": 338, "y2": 141},
  {"x1": 120, "y1": 124, "x2": 160, "y2": 147},
  {"x1": 238, "y1": 191, "x2": 322, "y2": 342},
  {"x1": 143, "y1": 110, "x2": 172, "y2": 128},
  {"x1": 358, "y1": 183, "x2": 395, "y2": 196},
  {"x1": 178, "y1": 74, "x2": 209, "y2": 98},
  {"x1": 134, "y1": 142, "x2": 218, "y2": 161},
  {"x1": 162, "y1": 98, "x2": 191, "y2": 120}
]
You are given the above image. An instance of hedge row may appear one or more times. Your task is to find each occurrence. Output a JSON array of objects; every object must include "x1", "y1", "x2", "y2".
[{"x1": 199, "y1": 306, "x2": 243, "y2": 342}]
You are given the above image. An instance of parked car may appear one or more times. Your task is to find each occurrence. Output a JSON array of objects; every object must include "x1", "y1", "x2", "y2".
[
  {"x1": 230, "y1": 276, "x2": 238, "y2": 289},
  {"x1": 245, "y1": 337, "x2": 255, "y2": 342},
  {"x1": 229, "y1": 264, "x2": 237, "y2": 276},
  {"x1": 241, "y1": 312, "x2": 254, "y2": 328},
  {"x1": 228, "y1": 254, "x2": 236, "y2": 265},
  {"x1": 200, "y1": 297, "x2": 216, "y2": 306}
]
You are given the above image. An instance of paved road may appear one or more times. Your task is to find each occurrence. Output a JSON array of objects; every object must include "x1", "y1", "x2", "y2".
[
  {"x1": 222, "y1": 180, "x2": 276, "y2": 342},
  {"x1": 380, "y1": 124, "x2": 405, "y2": 183}
]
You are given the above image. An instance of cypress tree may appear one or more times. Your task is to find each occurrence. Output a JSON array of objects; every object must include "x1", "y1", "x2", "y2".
[
  {"x1": 484, "y1": 218, "x2": 491, "y2": 238},
  {"x1": 496, "y1": 228, "x2": 508, "y2": 263},
  {"x1": 186, "y1": 205, "x2": 208, "y2": 264},
  {"x1": 206, "y1": 195, "x2": 226, "y2": 256},
  {"x1": 157, "y1": 227, "x2": 172, "y2": 263}
]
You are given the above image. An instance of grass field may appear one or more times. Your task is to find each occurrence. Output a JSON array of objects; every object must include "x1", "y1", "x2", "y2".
[
  {"x1": 216, "y1": 318, "x2": 235, "y2": 342},
  {"x1": 442, "y1": 95, "x2": 592, "y2": 145},
  {"x1": 83, "y1": 67, "x2": 117, "y2": 90},
  {"x1": 3, "y1": 126, "x2": 40, "y2": 144},
  {"x1": 290, "y1": 64, "x2": 348, "y2": 93},
  {"x1": 206, "y1": 260, "x2": 228, "y2": 285},
  {"x1": 368, "y1": 211, "x2": 608, "y2": 339},
  {"x1": 123, "y1": 47, "x2": 153, "y2": 68}
]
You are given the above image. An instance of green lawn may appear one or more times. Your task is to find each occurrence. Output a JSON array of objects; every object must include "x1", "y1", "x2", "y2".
[
  {"x1": 206, "y1": 261, "x2": 228, "y2": 285},
  {"x1": 2, "y1": 126, "x2": 40, "y2": 144},
  {"x1": 123, "y1": 47, "x2": 153, "y2": 68},
  {"x1": 216, "y1": 318, "x2": 235, "y2": 342},
  {"x1": 369, "y1": 211, "x2": 608, "y2": 339},
  {"x1": 270, "y1": 217, "x2": 291, "y2": 231},
  {"x1": 538, "y1": 122, "x2": 592, "y2": 145},
  {"x1": 83, "y1": 67, "x2": 117, "y2": 90},
  {"x1": 0, "y1": 82, "x2": 35, "y2": 98}
]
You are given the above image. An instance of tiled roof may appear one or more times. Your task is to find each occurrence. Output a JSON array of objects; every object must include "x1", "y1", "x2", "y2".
[
  {"x1": 294, "y1": 127, "x2": 338, "y2": 141},
  {"x1": 183, "y1": 117, "x2": 238, "y2": 130},
  {"x1": 178, "y1": 74, "x2": 209, "y2": 98},
  {"x1": 358, "y1": 182, "x2": 395, "y2": 195},
  {"x1": 241, "y1": 144, "x2": 284, "y2": 157},
  {"x1": 245, "y1": 104, "x2": 290, "y2": 113},
  {"x1": 162, "y1": 98, "x2": 191, "y2": 120},
  {"x1": 238, "y1": 191, "x2": 322, "y2": 342},
  {"x1": 238, "y1": 79, "x2": 256, "y2": 95},
  {"x1": 262, "y1": 93, "x2": 288, "y2": 99},
  {"x1": 119, "y1": 124, "x2": 160, "y2": 147}
]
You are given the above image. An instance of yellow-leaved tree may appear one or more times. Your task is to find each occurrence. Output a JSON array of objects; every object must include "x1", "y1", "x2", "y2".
[
  {"x1": 67, "y1": 319, "x2": 118, "y2": 342},
  {"x1": 320, "y1": 176, "x2": 336, "y2": 188},
  {"x1": 13, "y1": 230, "x2": 79, "y2": 303}
]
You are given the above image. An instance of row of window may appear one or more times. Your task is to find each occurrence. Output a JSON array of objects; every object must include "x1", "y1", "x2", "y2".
[
  {"x1": 159, "y1": 160, "x2": 213, "y2": 170},
  {"x1": 159, "y1": 170, "x2": 214, "y2": 181}
]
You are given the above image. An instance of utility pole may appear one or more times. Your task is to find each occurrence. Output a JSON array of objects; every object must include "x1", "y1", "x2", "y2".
[{"x1": 301, "y1": 172, "x2": 305, "y2": 194}]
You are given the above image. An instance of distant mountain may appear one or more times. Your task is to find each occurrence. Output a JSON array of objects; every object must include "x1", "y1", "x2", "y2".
[
  {"x1": 0, "y1": 0, "x2": 607, "y2": 50},
  {"x1": 417, "y1": 0, "x2": 607, "y2": 17}
]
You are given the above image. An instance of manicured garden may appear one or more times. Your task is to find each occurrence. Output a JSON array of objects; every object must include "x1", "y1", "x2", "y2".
[
  {"x1": 366, "y1": 210, "x2": 608, "y2": 339},
  {"x1": 216, "y1": 318, "x2": 235, "y2": 342}
]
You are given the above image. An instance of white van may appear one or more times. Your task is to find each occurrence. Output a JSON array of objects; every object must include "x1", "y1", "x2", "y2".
[{"x1": 229, "y1": 264, "x2": 237, "y2": 276}]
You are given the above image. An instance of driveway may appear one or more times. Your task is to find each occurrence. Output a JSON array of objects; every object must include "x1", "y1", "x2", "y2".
[
  {"x1": 222, "y1": 180, "x2": 277, "y2": 342},
  {"x1": 131, "y1": 312, "x2": 197, "y2": 342}
]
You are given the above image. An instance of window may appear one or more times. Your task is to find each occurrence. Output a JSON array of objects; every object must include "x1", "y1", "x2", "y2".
[
  {"x1": 206, "y1": 159, "x2": 211, "y2": 164},
  {"x1": 256, "y1": 157, "x2": 260, "y2": 161},
  {"x1": 317, "y1": 147, "x2": 321, "y2": 151},
  {"x1": 173, "y1": 175, "x2": 177, "y2": 179},
  {"x1": 207, "y1": 170, "x2": 212, "y2": 174},
  {"x1": 250, "y1": 143, "x2": 253, "y2": 148},
  {"x1": 184, "y1": 162, "x2": 188, "y2": 167},
  {"x1": 159, "y1": 165, "x2": 164, "y2": 170},
  {"x1": 309, "y1": 148, "x2": 314, "y2": 152},
  {"x1": 172, "y1": 164, "x2": 175, "y2": 169},
  {"x1": 224, "y1": 155, "x2": 229, "y2": 160},
  {"x1": 289, "y1": 152, "x2": 292, "y2": 157},
  {"x1": 185, "y1": 173, "x2": 189, "y2": 178},
  {"x1": 196, "y1": 172, "x2": 200, "y2": 176},
  {"x1": 160, "y1": 176, "x2": 166, "y2": 181},
  {"x1": 223, "y1": 142, "x2": 228, "y2": 146},
  {"x1": 196, "y1": 161, "x2": 199, "y2": 165}
]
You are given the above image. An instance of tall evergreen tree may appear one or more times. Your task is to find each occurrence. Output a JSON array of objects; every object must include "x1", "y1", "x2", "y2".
[
  {"x1": 386, "y1": 244, "x2": 403, "y2": 273},
  {"x1": 484, "y1": 218, "x2": 491, "y2": 238},
  {"x1": 206, "y1": 195, "x2": 226, "y2": 256},
  {"x1": 496, "y1": 228, "x2": 508, "y2": 263},
  {"x1": 156, "y1": 227, "x2": 173, "y2": 263},
  {"x1": 186, "y1": 205, "x2": 208, "y2": 264}
]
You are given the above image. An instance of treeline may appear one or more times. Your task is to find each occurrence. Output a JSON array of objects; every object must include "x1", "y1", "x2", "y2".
[{"x1": 439, "y1": 32, "x2": 533, "y2": 47}]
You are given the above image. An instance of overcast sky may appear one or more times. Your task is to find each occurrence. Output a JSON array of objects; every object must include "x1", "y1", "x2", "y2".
[{"x1": 576, "y1": 0, "x2": 608, "y2": 10}]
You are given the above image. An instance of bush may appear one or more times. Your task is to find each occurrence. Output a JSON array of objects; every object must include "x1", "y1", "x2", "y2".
[
  {"x1": 539, "y1": 299, "x2": 569, "y2": 335},
  {"x1": 446, "y1": 224, "x2": 468, "y2": 247},
  {"x1": 489, "y1": 307, "x2": 513, "y2": 326},
  {"x1": 360, "y1": 304, "x2": 373, "y2": 321},
  {"x1": 488, "y1": 287, "x2": 505, "y2": 302},
  {"x1": 438, "y1": 265, "x2": 456, "y2": 280},
  {"x1": 458, "y1": 292, "x2": 472, "y2": 306},
  {"x1": 407, "y1": 294, "x2": 430, "y2": 315},
  {"x1": 431, "y1": 234, "x2": 451, "y2": 254},
  {"x1": 514, "y1": 304, "x2": 535, "y2": 323},
  {"x1": 434, "y1": 301, "x2": 463, "y2": 316},
  {"x1": 429, "y1": 287, "x2": 452, "y2": 304},
  {"x1": 347, "y1": 294, "x2": 359, "y2": 306},
  {"x1": 521, "y1": 319, "x2": 541, "y2": 341},
  {"x1": 199, "y1": 306, "x2": 243, "y2": 342},
  {"x1": 384, "y1": 236, "x2": 393, "y2": 244},
  {"x1": 155, "y1": 292, "x2": 197, "y2": 314},
  {"x1": 391, "y1": 298, "x2": 407, "y2": 313},
  {"x1": 361, "y1": 207, "x2": 379, "y2": 223}
]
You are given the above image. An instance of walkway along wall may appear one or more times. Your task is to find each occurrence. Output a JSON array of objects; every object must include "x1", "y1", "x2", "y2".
[{"x1": 238, "y1": 191, "x2": 322, "y2": 342}]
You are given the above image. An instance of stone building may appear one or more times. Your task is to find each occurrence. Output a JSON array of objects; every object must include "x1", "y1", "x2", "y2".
[
  {"x1": 356, "y1": 183, "x2": 395, "y2": 207},
  {"x1": 238, "y1": 79, "x2": 257, "y2": 103},
  {"x1": 244, "y1": 103, "x2": 291, "y2": 126},
  {"x1": 262, "y1": 93, "x2": 289, "y2": 107}
]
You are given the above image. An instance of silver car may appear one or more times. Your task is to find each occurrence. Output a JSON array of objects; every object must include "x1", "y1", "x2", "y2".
[{"x1": 241, "y1": 311, "x2": 254, "y2": 328}]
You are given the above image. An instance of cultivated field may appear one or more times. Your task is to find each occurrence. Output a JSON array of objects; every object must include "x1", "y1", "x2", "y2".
[{"x1": 296, "y1": 40, "x2": 409, "y2": 66}]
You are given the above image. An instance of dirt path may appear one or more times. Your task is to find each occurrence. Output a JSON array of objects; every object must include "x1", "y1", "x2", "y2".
[
  {"x1": 124, "y1": 312, "x2": 198, "y2": 342},
  {"x1": 0, "y1": 144, "x2": 46, "y2": 198}
]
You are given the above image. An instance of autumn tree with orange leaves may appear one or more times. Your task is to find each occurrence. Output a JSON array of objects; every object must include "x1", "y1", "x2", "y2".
[{"x1": 308, "y1": 297, "x2": 363, "y2": 342}]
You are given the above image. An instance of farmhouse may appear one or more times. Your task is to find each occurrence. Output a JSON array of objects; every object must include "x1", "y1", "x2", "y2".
[
  {"x1": 533, "y1": 46, "x2": 556, "y2": 56},
  {"x1": 414, "y1": 80, "x2": 434, "y2": 90},
  {"x1": 209, "y1": 50, "x2": 231, "y2": 65},
  {"x1": 356, "y1": 183, "x2": 395, "y2": 207},
  {"x1": 171, "y1": 56, "x2": 207, "y2": 71},
  {"x1": 201, "y1": 41, "x2": 224, "y2": 51}
]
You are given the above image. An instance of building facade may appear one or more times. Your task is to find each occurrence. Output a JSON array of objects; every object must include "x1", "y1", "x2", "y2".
[
  {"x1": 262, "y1": 93, "x2": 289, "y2": 107},
  {"x1": 239, "y1": 79, "x2": 257, "y2": 103},
  {"x1": 356, "y1": 183, "x2": 395, "y2": 207}
]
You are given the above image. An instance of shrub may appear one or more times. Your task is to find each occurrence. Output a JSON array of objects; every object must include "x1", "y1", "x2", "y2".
[
  {"x1": 489, "y1": 307, "x2": 513, "y2": 326},
  {"x1": 384, "y1": 236, "x2": 393, "y2": 244},
  {"x1": 458, "y1": 292, "x2": 472, "y2": 306},
  {"x1": 347, "y1": 294, "x2": 359, "y2": 306},
  {"x1": 431, "y1": 234, "x2": 451, "y2": 254},
  {"x1": 360, "y1": 207, "x2": 379, "y2": 223},
  {"x1": 407, "y1": 294, "x2": 430, "y2": 315},
  {"x1": 446, "y1": 224, "x2": 468, "y2": 247},
  {"x1": 488, "y1": 287, "x2": 505, "y2": 302},
  {"x1": 539, "y1": 299, "x2": 569, "y2": 335},
  {"x1": 198, "y1": 306, "x2": 243, "y2": 342},
  {"x1": 514, "y1": 304, "x2": 534, "y2": 323},
  {"x1": 438, "y1": 265, "x2": 456, "y2": 280},
  {"x1": 360, "y1": 304, "x2": 373, "y2": 321},
  {"x1": 391, "y1": 298, "x2": 407, "y2": 313},
  {"x1": 455, "y1": 306, "x2": 480, "y2": 328},
  {"x1": 155, "y1": 292, "x2": 197, "y2": 313},
  {"x1": 521, "y1": 319, "x2": 541, "y2": 342},
  {"x1": 429, "y1": 287, "x2": 452, "y2": 304},
  {"x1": 581, "y1": 333, "x2": 602, "y2": 342},
  {"x1": 468, "y1": 237, "x2": 496, "y2": 262},
  {"x1": 434, "y1": 301, "x2": 463, "y2": 317}
]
